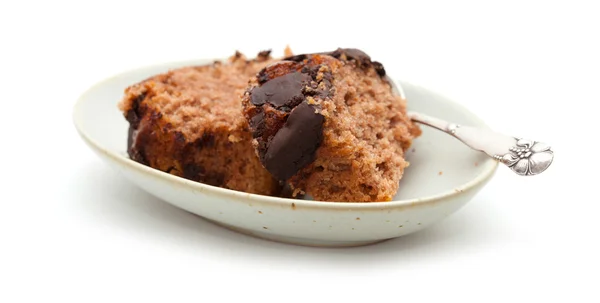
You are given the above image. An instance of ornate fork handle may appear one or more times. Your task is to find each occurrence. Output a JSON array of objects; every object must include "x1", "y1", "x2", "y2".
[{"x1": 407, "y1": 111, "x2": 554, "y2": 176}]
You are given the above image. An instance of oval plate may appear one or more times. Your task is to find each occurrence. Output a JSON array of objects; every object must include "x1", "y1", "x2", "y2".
[{"x1": 73, "y1": 59, "x2": 498, "y2": 247}]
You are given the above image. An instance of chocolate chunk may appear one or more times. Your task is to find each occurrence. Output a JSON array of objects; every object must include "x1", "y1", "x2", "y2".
[
  {"x1": 341, "y1": 48, "x2": 371, "y2": 64},
  {"x1": 328, "y1": 48, "x2": 371, "y2": 67},
  {"x1": 284, "y1": 54, "x2": 307, "y2": 62},
  {"x1": 125, "y1": 92, "x2": 146, "y2": 128},
  {"x1": 257, "y1": 70, "x2": 270, "y2": 84},
  {"x1": 250, "y1": 72, "x2": 312, "y2": 108},
  {"x1": 327, "y1": 49, "x2": 342, "y2": 58},
  {"x1": 183, "y1": 163, "x2": 224, "y2": 186},
  {"x1": 257, "y1": 50, "x2": 272, "y2": 59},
  {"x1": 322, "y1": 48, "x2": 387, "y2": 77},
  {"x1": 263, "y1": 102, "x2": 324, "y2": 180},
  {"x1": 127, "y1": 124, "x2": 149, "y2": 166},
  {"x1": 372, "y1": 61, "x2": 386, "y2": 76},
  {"x1": 287, "y1": 49, "x2": 380, "y2": 74},
  {"x1": 125, "y1": 110, "x2": 139, "y2": 129},
  {"x1": 249, "y1": 111, "x2": 265, "y2": 138},
  {"x1": 182, "y1": 163, "x2": 207, "y2": 182},
  {"x1": 300, "y1": 65, "x2": 322, "y2": 80},
  {"x1": 127, "y1": 125, "x2": 135, "y2": 157}
]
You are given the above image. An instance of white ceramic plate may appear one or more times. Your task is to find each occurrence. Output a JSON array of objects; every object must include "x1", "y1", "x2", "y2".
[{"x1": 73, "y1": 59, "x2": 498, "y2": 247}]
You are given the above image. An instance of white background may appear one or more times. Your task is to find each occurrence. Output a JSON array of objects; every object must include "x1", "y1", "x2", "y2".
[{"x1": 1, "y1": 0, "x2": 597, "y2": 302}]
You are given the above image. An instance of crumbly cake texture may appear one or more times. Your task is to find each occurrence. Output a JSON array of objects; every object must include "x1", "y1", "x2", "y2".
[
  {"x1": 119, "y1": 50, "x2": 281, "y2": 195},
  {"x1": 241, "y1": 48, "x2": 421, "y2": 202}
]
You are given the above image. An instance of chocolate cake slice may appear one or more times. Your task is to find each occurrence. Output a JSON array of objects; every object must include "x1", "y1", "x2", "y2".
[
  {"x1": 241, "y1": 48, "x2": 421, "y2": 202},
  {"x1": 119, "y1": 51, "x2": 281, "y2": 195}
]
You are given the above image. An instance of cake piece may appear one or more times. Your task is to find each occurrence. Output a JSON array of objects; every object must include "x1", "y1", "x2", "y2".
[
  {"x1": 119, "y1": 50, "x2": 281, "y2": 195},
  {"x1": 241, "y1": 48, "x2": 421, "y2": 202}
]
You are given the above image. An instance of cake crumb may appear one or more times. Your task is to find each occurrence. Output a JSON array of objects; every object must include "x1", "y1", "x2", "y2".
[
  {"x1": 228, "y1": 134, "x2": 242, "y2": 143},
  {"x1": 292, "y1": 188, "x2": 305, "y2": 197},
  {"x1": 284, "y1": 45, "x2": 294, "y2": 57}
]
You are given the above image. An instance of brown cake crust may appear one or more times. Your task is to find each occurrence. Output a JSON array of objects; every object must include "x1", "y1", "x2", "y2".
[
  {"x1": 119, "y1": 51, "x2": 281, "y2": 195},
  {"x1": 241, "y1": 48, "x2": 421, "y2": 202}
]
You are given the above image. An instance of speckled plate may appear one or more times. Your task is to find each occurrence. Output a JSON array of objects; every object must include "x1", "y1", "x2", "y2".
[{"x1": 73, "y1": 59, "x2": 498, "y2": 247}]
